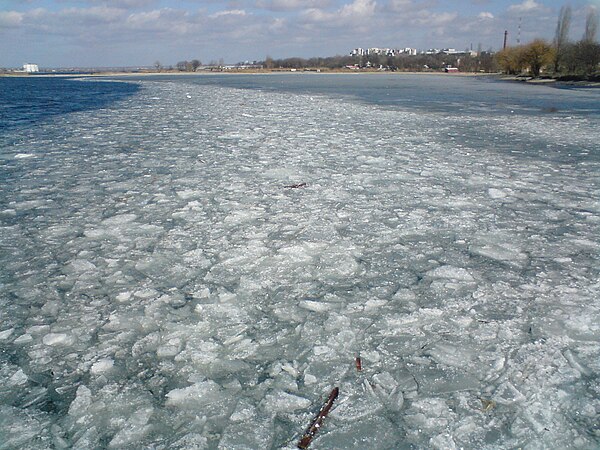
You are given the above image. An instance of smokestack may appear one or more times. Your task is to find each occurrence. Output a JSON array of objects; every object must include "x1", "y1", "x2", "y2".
[{"x1": 503, "y1": 30, "x2": 508, "y2": 49}]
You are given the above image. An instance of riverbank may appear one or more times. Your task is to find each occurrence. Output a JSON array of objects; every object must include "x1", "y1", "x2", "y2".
[
  {"x1": 499, "y1": 74, "x2": 600, "y2": 87},
  {"x1": 1, "y1": 69, "x2": 497, "y2": 78}
]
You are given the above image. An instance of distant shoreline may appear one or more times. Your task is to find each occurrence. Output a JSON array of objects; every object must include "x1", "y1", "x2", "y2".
[
  {"x1": 3, "y1": 70, "x2": 598, "y2": 87},
  {"x1": 1, "y1": 69, "x2": 493, "y2": 78},
  {"x1": 497, "y1": 74, "x2": 600, "y2": 88}
]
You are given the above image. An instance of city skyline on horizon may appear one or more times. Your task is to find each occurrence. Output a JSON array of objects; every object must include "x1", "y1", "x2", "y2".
[{"x1": 1, "y1": 0, "x2": 598, "y2": 68}]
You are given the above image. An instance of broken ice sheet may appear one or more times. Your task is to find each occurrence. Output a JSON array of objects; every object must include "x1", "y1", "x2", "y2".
[
  {"x1": 469, "y1": 232, "x2": 529, "y2": 269},
  {"x1": 313, "y1": 416, "x2": 400, "y2": 450},
  {"x1": 409, "y1": 359, "x2": 481, "y2": 395},
  {"x1": 1, "y1": 75, "x2": 599, "y2": 449},
  {"x1": 0, "y1": 405, "x2": 52, "y2": 449}
]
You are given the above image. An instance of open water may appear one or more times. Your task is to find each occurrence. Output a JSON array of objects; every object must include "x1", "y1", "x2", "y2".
[{"x1": 0, "y1": 74, "x2": 599, "y2": 449}]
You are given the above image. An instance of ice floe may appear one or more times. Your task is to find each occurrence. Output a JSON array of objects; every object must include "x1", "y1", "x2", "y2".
[{"x1": 0, "y1": 75, "x2": 598, "y2": 449}]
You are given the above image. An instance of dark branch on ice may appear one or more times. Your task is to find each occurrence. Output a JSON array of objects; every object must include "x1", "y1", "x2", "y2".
[{"x1": 297, "y1": 387, "x2": 339, "y2": 449}]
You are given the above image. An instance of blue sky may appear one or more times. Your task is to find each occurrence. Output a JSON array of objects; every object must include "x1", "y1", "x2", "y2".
[{"x1": 0, "y1": 0, "x2": 597, "y2": 68}]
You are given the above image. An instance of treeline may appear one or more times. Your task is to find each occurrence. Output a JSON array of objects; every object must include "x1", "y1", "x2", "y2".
[
  {"x1": 496, "y1": 6, "x2": 600, "y2": 78},
  {"x1": 168, "y1": 6, "x2": 598, "y2": 78},
  {"x1": 262, "y1": 52, "x2": 497, "y2": 72},
  {"x1": 175, "y1": 59, "x2": 202, "y2": 71}
]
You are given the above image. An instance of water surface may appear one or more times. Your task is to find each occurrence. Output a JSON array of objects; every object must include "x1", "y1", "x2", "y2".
[{"x1": 0, "y1": 74, "x2": 598, "y2": 449}]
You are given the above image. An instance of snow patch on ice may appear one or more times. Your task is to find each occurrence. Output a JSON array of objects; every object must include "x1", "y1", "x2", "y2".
[
  {"x1": 426, "y1": 265, "x2": 475, "y2": 282},
  {"x1": 42, "y1": 333, "x2": 73, "y2": 346},
  {"x1": 166, "y1": 380, "x2": 222, "y2": 408},
  {"x1": 90, "y1": 358, "x2": 114, "y2": 374}
]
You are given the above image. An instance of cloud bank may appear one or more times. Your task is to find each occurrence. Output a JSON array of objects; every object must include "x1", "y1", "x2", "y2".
[{"x1": 0, "y1": 0, "x2": 592, "y2": 67}]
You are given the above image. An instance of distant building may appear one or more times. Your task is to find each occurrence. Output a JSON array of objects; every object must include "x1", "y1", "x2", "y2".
[
  {"x1": 351, "y1": 47, "x2": 417, "y2": 57},
  {"x1": 23, "y1": 64, "x2": 39, "y2": 73},
  {"x1": 368, "y1": 48, "x2": 384, "y2": 56}
]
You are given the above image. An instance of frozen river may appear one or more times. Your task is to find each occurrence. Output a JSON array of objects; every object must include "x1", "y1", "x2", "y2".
[{"x1": 0, "y1": 74, "x2": 599, "y2": 449}]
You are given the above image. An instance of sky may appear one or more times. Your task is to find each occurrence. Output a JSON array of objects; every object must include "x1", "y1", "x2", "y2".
[{"x1": 0, "y1": 0, "x2": 598, "y2": 68}]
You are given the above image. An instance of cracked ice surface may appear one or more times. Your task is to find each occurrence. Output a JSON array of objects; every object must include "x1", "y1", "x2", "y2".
[{"x1": 0, "y1": 77, "x2": 599, "y2": 449}]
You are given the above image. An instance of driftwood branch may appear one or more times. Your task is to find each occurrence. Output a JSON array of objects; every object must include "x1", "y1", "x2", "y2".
[
  {"x1": 297, "y1": 387, "x2": 339, "y2": 449},
  {"x1": 284, "y1": 183, "x2": 307, "y2": 189}
]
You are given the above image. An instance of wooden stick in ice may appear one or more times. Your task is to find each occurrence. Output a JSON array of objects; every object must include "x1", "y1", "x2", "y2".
[{"x1": 297, "y1": 387, "x2": 339, "y2": 449}]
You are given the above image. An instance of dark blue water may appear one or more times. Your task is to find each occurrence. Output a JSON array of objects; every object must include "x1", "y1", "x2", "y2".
[
  {"x1": 0, "y1": 77, "x2": 139, "y2": 130},
  {"x1": 2, "y1": 74, "x2": 599, "y2": 131}
]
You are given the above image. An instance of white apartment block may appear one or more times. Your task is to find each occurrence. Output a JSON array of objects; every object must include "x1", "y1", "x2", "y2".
[
  {"x1": 350, "y1": 48, "x2": 366, "y2": 56},
  {"x1": 351, "y1": 47, "x2": 418, "y2": 57},
  {"x1": 368, "y1": 48, "x2": 384, "y2": 55},
  {"x1": 23, "y1": 64, "x2": 39, "y2": 73}
]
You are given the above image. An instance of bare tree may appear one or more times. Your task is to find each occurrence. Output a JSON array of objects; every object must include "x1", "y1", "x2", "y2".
[
  {"x1": 583, "y1": 8, "x2": 598, "y2": 43},
  {"x1": 553, "y1": 5, "x2": 572, "y2": 73},
  {"x1": 523, "y1": 39, "x2": 555, "y2": 77},
  {"x1": 154, "y1": 61, "x2": 163, "y2": 72},
  {"x1": 264, "y1": 55, "x2": 274, "y2": 69},
  {"x1": 496, "y1": 46, "x2": 527, "y2": 75}
]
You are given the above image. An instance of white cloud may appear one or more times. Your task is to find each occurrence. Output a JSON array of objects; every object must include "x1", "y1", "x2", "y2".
[
  {"x1": 126, "y1": 9, "x2": 162, "y2": 27},
  {"x1": 340, "y1": 0, "x2": 376, "y2": 17},
  {"x1": 303, "y1": 0, "x2": 376, "y2": 24},
  {"x1": 125, "y1": 8, "x2": 192, "y2": 32},
  {"x1": 2, "y1": 6, "x2": 127, "y2": 36},
  {"x1": 457, "y1": 11, "x2": 497, "y2": 34},
  {"x1": 302, "y1": 7, "x2": 329, "y2": 22},
  {"x1": 255, "y1": 0, "x2": 326, "y2": 11},
  {"x1": 415, "y1": 11, "x2": 457, "y2": 26},
  {"x1": 87, "y1": 0, "x2": 158, "y2": 7},
  {"x1": 388, "y1": 0, "x2": 412, "y2": 8},
  {"x1": 59, "y1": 6, "x2": 126, "y2": 24},
  {"x1": 387, "y1": 0, "x2": 434, "y2": 13},
  {"x1": 508, "y1": 0, "x2": 542, "y2": 13},
  {"x1": 209, "y1": 9, "x2": 247, "y2": 19},
  {"x1": 0, "y1": 11, "x2": 24, "y2": 28},
  {"x1": 26, "y1": 8, "x2": 47, "y2": 21},
  {"x1": 268, "y1": 17, "x2": 287, "y2": 31},
  {"x1": 1, "y1": 0, "x2": 585, "y2": 67}
]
